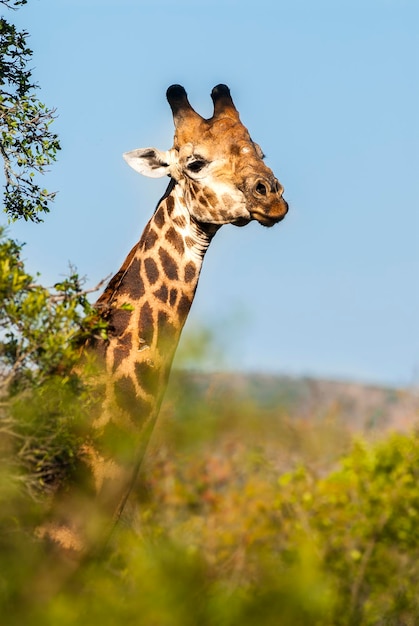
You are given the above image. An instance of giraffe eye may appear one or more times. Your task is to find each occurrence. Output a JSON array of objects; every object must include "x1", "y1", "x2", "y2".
[{"x1": 186, "y1": 159, "x2": 207, "y2": 173}]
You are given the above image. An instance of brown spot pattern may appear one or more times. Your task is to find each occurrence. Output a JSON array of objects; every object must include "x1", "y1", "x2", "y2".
[
  {"x1": 108, "y1": 308, "x2": 132, "y2": 336},
  {"x1": 165, "y1": 195, "x2": 175, "y2": 214},
  {"x1": 153, "y1": 207, "x2": 165, "y2": 229},
  {"x1": 165, "y1": 227, "x2": 185, "y2": 255},
  {"x1": 168, "y1": 288, "x2": 177, "y2": 307},
  {"x1": 158, "y1": 248, "x2": 178, "y2": 280},
  {"x1": 131, "y1": 396, "x2": 154, "y2": 426},
  {"x1": 139, "y1": 302, "x2": 154, "y2": 345},
  {"x1": 144, "y1": 257, "x2": 159, "y2": 285},
  {"x1": 157, "y1": 310, "x2": 177, "y2": 349},
  {"x1": 112, "y1": 331, "x2": 133, "y2": 371},
  {"x1": 135, "y1": 361, "x2": 157, "y2": 395},
  {"x1": 184, "y1": 262, "x2": 196, "y2": 283},
  {"x1": 119, "y1": 259, "x2": 145, "y2": 300},
  {"x1": 112, "y1": 346, "x2": 131, "y2": 372},
  {"x1": 154, "y1": 284, "x2": 168, "y2": 303},
  {"x1": 177, "y1": 293, "x2": 192, "y2": 318},
  {"x1": 114, "y1": 375, "x2": 137, "y2": 414},
  {"x1": 157, "y1": 309, "x2": 169, "y2": 327},
  {"x1": 144, "y1": 228, "x2": 159, "y2": 251}
]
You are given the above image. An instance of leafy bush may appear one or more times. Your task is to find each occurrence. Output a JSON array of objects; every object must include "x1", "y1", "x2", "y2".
[
  {"x1": 133, "y1": 423, "x2": 419, "y2": 626},
  {"x1": 1, "y1": 387, "x2": 419, "y2": 625},
  {"x1": 0, "y1": 228, "x2": 107, "y2": 393},
  {"x1": 0, "y1": 226, "x2": 108, "y2": 501}
]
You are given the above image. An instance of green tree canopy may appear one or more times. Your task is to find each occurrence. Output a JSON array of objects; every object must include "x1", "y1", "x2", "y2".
[{"x1": 1, "y1": 0, "x2": 60, "y2": 222}]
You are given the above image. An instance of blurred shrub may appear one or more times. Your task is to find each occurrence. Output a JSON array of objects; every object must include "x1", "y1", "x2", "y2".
[
  {"x1": 1, "y1": 378, "x2": 419, "y2": 625},
  {"x1": 135, "y1": 426, "x2": 419, "y2": 625}
]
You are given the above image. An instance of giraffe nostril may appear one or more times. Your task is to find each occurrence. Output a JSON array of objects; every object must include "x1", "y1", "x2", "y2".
[{"x1": 254, "y1": 180, "x2": 268, "y2": 196}]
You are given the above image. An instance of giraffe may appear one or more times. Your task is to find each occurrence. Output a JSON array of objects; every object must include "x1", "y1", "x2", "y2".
[{"x1": 43, "y1": 84, "x2": 288, "y2": 556}]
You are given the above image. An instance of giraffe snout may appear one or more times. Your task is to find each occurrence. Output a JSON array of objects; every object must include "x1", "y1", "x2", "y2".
[{"x1": 249, "y1": 176, "x2": 288, "y2": 226}]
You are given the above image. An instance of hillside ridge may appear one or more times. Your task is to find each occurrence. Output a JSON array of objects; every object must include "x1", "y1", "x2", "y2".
[{"x1": 165, "y1": 371, "x2": 419, "y2": 433}]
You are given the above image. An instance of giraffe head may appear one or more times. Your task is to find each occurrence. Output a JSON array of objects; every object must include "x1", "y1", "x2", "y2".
[{"x1": 124, "y1": 84, "x2": 288, "y2": 228}]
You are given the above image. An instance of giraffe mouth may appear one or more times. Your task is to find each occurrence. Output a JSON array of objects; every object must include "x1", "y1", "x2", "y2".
[
  {"x1": 250, "y1": 196, "x2": 289, "y2": 227},
  {"x1": 232, "y1": 216, "x2": 252, "y2": 227},
  {"x1": 250, "y1": 211, "x2": 287, "y2": 227}
]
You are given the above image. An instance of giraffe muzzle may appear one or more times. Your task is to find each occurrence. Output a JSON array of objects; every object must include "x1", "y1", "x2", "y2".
[{"x1": 250, "y1": 177, "x2": 289, "y2": 226}]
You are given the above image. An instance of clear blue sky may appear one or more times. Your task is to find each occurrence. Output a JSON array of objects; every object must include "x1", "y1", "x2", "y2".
[{"x1": 7, "y1": 0, "x2": 419, "y2": 387}]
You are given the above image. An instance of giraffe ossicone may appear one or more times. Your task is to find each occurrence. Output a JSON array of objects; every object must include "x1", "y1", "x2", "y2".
[{"x1": 45, "y1": 84, "x2": 288, "y2": 557}]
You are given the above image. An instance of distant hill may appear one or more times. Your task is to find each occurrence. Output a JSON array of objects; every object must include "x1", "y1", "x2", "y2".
[{"x1": 164, "y1": 371, "x2": 419, "y2": 434}]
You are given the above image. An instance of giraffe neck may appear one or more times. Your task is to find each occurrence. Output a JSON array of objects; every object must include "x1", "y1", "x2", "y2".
[
  {"x1": 39, "y1": 182, "x2": 220, "y2": 555},
  {"x1": 85, "y1": 180, "x2": 219, "y2": 507}
]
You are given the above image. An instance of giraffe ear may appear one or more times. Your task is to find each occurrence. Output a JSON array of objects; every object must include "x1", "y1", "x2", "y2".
[{"x1": 123, "y1": 148, "x2": 172, "y2": 178}]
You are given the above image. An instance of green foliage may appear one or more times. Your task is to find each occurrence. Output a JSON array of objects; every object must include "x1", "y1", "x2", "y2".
[
  {"x1": 2, "y1": 394, "x2": 419, "y2": 624},
  {"x1": 3, "y1": 377, "x2": 91, "y2": 499},
  {"x1": 131, "y1": 422, "x2": 419, "y2": 626},
  {"x1": 0, "y1": 226, "x2": 106, "y2": 500},
  {"x1": 0, "y1": 2, "x2": 60, "y2": 222},
  {"x1": 0, "y1": 227, "x2": 106, "y2": 393}
]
